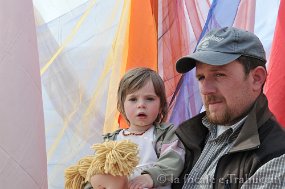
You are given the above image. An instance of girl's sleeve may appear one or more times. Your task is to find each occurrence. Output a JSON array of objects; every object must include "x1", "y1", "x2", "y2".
[{"x1": 141, "y1": 124, "x2": 185, "y2": 187}]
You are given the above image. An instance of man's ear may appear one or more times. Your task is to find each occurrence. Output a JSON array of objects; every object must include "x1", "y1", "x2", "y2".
[{"x1": 251, "y1": 66, "x2": 267, "y2": 91}]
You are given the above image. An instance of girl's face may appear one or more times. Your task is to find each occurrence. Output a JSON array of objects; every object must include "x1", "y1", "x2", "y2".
[{"x1": 124, "y1": 80, "x2": 161, "y2": 131}]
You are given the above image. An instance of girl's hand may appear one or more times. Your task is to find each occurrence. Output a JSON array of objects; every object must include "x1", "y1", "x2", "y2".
[{"x1": 128, "y1": 174, "x2": 154, "y2": 189}]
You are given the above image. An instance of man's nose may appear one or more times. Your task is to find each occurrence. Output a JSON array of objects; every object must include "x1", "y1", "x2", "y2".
[{"x1": 200, "y1": 79, "x2": 216, "y2": 95}]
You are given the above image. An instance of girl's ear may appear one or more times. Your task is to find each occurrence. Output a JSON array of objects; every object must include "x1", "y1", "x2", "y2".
[{"x1": 251, "y1": 66, "x2": 267, "y2": 91}]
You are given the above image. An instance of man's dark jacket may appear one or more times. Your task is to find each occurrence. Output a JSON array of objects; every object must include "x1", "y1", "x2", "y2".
[{"x1": 172, "y1": 94, "x2": 285, "y2": 189}]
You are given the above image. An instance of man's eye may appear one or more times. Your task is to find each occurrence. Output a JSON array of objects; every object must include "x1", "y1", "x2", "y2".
[
  {"x1": 215, "y1": 73, "x2": 225, "y2": 77},
  {"x1": 197, "y1": 76, "x2": 205, "y2": 81}
]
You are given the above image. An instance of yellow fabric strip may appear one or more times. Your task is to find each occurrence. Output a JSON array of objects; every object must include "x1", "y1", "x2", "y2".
[{"x1": 40, "y1": 0, "x2": 97, "y2": 76}]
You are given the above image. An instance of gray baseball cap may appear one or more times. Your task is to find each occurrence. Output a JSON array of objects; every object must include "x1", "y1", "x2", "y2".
[{"x1": 176, "y1": 27, "x2": 267, "y2": 73}]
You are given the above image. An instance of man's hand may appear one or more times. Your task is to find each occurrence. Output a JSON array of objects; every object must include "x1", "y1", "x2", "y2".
[{"x1": 128, "y1": 174, "x2": 154, "y2": 189}]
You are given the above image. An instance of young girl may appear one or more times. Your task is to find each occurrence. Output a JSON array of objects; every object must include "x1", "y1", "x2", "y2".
[{"x1": 86, "y1": 67, "x2": 185, "y2": 189}]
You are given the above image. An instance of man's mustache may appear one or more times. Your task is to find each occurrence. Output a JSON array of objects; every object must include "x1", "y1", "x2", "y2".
[{"x1": 204, "y1": 95, "x2": 224, "y2": 106}]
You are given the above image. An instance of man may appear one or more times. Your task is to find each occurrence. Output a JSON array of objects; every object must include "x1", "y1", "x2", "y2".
[{"x1": 173, "y1": 27, "x2": 285, "y2": 189}]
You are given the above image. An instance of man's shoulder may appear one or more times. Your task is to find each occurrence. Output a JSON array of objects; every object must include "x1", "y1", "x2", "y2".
[
  {"x1": 176, "y1": 112, "x2": 207, "y2": 132},
  {"x1": 259, "y1": 118, "x2": 285, "y2": 143},
  {"x1": 179, "y1": 111, "x2": 205, "y2": 125},
  {"x1": 257, "y1": 118, "x2": 285, "y2": 159}
]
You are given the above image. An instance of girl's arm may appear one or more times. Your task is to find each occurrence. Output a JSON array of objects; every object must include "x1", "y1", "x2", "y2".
[{"x1": 141, "y1": 124, "x2": 185, "y2": 187}]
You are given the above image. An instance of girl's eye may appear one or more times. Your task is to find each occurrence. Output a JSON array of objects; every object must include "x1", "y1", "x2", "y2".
[
  {"x1": 128, "y1": 98, "x2": 137, "y2": 102},
  {"x1": 146, "y1": 97, "x2": 154, "y2": 101}
]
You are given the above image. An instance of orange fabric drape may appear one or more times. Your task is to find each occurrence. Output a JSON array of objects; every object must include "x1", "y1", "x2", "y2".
[
  {"x1": 125, "y1": 0, "x2": 158, "y2": 71},
  {"x1": 119, "y1": 0, "x2": 158, "y2": 128}
]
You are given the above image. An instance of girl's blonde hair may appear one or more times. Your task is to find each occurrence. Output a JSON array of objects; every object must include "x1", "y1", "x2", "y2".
[{"x1": 117, "y1": 67, "x2": 168, "y2": 123}]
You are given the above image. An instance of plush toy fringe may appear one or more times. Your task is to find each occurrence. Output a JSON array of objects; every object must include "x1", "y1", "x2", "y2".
[{"x1": 64, "y1": 140, "x2": 139, "y2": 189}]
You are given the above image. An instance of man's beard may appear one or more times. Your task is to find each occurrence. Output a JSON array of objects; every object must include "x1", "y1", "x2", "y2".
[
  {"x1": 206, "y1": 108, "x2": 232, "y2": 125},
  {"x1": 204, "y1": 95, "x2": 232, "y2": 125}
]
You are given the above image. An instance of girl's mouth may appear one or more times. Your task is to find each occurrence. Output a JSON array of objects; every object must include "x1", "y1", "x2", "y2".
[{"x1": 137, "y1": 113, "x2": 147, "y2": 117}]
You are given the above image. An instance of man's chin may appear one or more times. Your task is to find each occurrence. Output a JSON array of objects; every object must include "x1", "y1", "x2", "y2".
[{"x1": 207, "y1": 112, "x2": 231, "y2": 125}]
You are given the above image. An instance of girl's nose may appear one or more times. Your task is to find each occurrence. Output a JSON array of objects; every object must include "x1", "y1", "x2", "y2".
[{"x1": 137, "y1": 100, "x2": 146, "y2": 108}]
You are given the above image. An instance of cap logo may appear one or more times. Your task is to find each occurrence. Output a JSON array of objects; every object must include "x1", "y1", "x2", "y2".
[
  {"x1": 199, "y1": 40, "x2": 210, "y2": 49},
  {"x1": 198, "y1": 34, "x2": 224, "y2": 50}
]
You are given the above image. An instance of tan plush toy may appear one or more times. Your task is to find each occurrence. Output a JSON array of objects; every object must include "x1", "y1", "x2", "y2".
[{"x1": 64, "y1": 140, "x2": 139, "y2": 189}]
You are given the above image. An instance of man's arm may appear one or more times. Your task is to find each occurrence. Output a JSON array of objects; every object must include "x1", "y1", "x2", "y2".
[{"x1": 241, "y1": 154, "x2": 285, "y2": 189}]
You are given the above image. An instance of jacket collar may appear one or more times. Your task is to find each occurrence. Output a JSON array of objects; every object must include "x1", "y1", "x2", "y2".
[
  {"x1": 229, "y1": 93, "x2": 272, "y2": 153},
  {"x1": 153, "y1": 122, "x2": 173, "y2": 139}
]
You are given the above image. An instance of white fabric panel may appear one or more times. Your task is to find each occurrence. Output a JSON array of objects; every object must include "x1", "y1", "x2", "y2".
[
  {"x1": 255, "y1": 0, "x2": 281, "y2": 61},
  {"x1": 33, "y1": 0, "x2": 89, "y2": 22},
  {"x1": 35, "y1": 0, "x2": 125, "y2": 188}
]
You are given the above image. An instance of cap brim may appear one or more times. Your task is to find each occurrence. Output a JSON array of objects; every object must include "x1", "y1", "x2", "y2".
[{"x1": 176, "y1": 51, "x2": 241, "y2": 73}]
